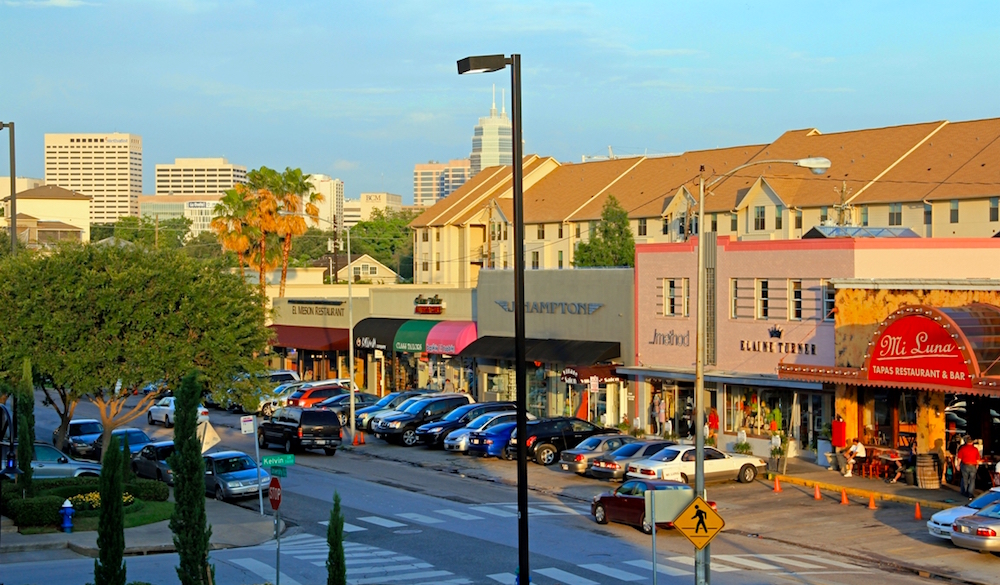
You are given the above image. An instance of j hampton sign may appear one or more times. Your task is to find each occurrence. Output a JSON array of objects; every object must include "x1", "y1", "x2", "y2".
[
  {"x1": 868, "y1": 313, "x2": 971, "y2": 388},
  {"x1": 495, "y1": 300, "x2": 603, "y2": 315}
]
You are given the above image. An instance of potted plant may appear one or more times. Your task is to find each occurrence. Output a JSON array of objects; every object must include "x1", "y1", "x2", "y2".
[
  {"x1": 734, "y1": 441, "x2": 753, "y2": 455},
  {"x1": 769, "y1": 432, "x2": 790, "y2": 474}
]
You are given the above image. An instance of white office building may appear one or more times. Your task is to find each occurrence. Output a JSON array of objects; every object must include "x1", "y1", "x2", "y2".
[
  {"x1": 307, "y1": 174, "x2": 344, "y2": 232},
  {"x1": 155, "y1": 157, "x2": 247, "y2": 196},
  {"x1": 470, "y1": 87, "x2": 513, "y2": 176},
  {"x1": 44, "y1": 133, "x2": 143, "y2": 222}
]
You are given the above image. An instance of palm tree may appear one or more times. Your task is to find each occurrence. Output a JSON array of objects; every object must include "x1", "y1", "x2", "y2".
[
  {"x1": 211, "y1": 186, "x2": 254, "y2": 282},
  {"x1": 275, "y1": 168, "x2": 324, "y2": 297},
  {"x1": 245, "y1": 186, "x2": 280, "y2": 300}
]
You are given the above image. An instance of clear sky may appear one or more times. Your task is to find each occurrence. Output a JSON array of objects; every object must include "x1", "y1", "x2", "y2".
[{"x1": 2, "y1": 1, "x2": 998, "y2": 204}]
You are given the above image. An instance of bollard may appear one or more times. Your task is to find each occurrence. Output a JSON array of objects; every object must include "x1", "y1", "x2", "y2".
[{"x1": 59, "y1": 499, "x2": 75, "y2": 533}]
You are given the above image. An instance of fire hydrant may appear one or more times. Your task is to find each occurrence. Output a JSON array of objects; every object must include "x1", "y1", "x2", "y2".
[{"x1": 59, "y1": 499, "x2": 75, "y2": 533}]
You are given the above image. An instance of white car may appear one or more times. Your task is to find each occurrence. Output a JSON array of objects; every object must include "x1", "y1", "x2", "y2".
[
  {"x1": 927, "y1": 487, "x2": 1000, "y2": 539},
  {"x1": 443, "y1": 411, "x2": 518, "y2": 452},
  {"x1": 626, "y1": 445, "x2": 766, "y2": 484},
  {"x1": 147, "y1": 397, "x2": 209, "y2": 428}
]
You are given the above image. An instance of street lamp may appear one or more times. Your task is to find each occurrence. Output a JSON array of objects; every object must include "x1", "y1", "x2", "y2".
[
  {"x1": 458, "y1": 53, "x2": 530, "y2": 581},
  {"x1": 693, "y1": 156, "x2": 830, "y2": 585},
  {"x1": 0, "y1": 121, "x2": 15, "y2": 255}
]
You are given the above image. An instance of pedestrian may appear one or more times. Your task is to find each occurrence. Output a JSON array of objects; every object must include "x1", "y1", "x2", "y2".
[
  {"x1": 708, "y1": 407, "x2": 719, "y2": 442},
  {"x1": 840, "y1": 437, "x2": 866, "y2": 478},
  {"x1": 443, "y1": 378, "x2": 455, "y2": 393},
  {"x1": 956, "y1": 436, "x2": 982, "y2": 499},
  {"x1": 657, "y1": 396, "x2": 666, "y2": 437},
  {"x1": 649, "y1": 396, "x2": 660, "y2": 435}
]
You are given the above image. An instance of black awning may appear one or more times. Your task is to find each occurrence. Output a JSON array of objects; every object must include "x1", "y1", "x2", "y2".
[
  {"x1": 353, "y1": 318, "x2": 409, "y2": 352},
  {"x1": 460, "y1": 336, "x2": 620, "y2": 365}
]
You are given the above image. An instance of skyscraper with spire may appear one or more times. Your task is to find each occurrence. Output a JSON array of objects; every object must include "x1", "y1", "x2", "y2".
[{"x1": 470, "y1": 84, "x2": 513, "y2": 176}]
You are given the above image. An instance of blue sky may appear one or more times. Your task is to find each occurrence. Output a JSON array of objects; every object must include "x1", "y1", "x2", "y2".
[{"x1": 2, "y1": 1, "x2": 998, "y2": 204}]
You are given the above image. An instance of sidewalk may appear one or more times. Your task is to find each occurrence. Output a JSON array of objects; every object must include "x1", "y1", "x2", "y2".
[{"x1": 0, "y1": 498, "x2": 281, "y2": 556}]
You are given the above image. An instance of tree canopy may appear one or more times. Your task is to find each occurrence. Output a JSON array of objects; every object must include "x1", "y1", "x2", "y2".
[
  {"x1": 350, "y1": 208, "x2": 418, "y2": 280},
  {"x1": 572, "y1": 195, "x2": 635, "y2": 268},
  {"x1": 111, "y1": 215, "x2": 193, "y2": 249}
]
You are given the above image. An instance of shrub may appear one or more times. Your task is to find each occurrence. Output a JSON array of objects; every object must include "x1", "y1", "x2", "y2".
[
  {"x1": 125, "y1": 479, "x2": 169, "y2": 502},
  {"x1": 69, "y1": 491, "x2": 135, "y2": 511},
  {"x1": 734, "y1": 441, "x2": 754, "y2": 455},
  {"x1": 4, "y1": 495, "x2": 63, "y2": 527}
]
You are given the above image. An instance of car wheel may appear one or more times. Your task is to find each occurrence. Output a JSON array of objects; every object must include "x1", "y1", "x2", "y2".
[
  {"x1": 215, "y1": 484, "x2": 226, "y2": 502},
  {"x1": 165, "y1": 415, "x2": 173, "y2": 428},
  {"x1": 284, "y1": 438, "x2": 294, "y2": 454},
  {"x1": 262, "y1": 404, "x2": 274, "y2": 417},
  {"x1": 739, "y1": 464, "x2": 757, "y2": 483},
  {"x1": 534, "y1": 445, "x2": 557, "y2": 466},
  {"x1": 324, "y1": 447, "x2": 337, "y2": 456},
  {"x1": 257, "y1": 433, "x2": 267, "y2": 449},
  {"x1": 147, "y1": 412, "x2": 155, "y2": 425},
  {"x1": 401, "y1": 429, "x2": 418, "y2": 447},
  {"x1": 338, "y1": 413, "x2": 347, "y2": 426},
  {"x1": 640, "y1": 514, "x2": 654, "y2": 535},
  {"x1": 680, "y1": 473, "x2": 690, "y2": 484},
  {"x1": 594, "y1": 504, "x2": 608, "y2": 525}
]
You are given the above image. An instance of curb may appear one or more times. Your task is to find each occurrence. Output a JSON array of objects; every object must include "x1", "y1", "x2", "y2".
[{"x1": 768, "y1": 473, "x2": 952, "y2": 511}]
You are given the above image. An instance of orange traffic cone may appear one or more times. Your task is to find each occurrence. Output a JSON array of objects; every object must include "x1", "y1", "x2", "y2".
[
  {"x1": 914, "y1": 502, "x2": 922, "y2": 521},
  {"x1": 867, "y1": 495, "x2": 878, "y2": 510},
  {"x1": 813, "y1": 484, "x2": 822, "y2": 501},
  {"x1": 352, "y1": 430, "x2": 366, "y2": 446},
  {"x1": 773, "y1": 477, "x2": 782, "y2": 493},
  {"x1": 840, "y1": 489, "x2": 849, "y2": 505}
]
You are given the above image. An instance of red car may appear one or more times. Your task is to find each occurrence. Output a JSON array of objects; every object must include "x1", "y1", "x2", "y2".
[
  {"x1": 591, "y1": 479, "x2": 716, "y2": 534},
  {"x1": 285, "y1": 384, "x2": 347, "y2": 408}
]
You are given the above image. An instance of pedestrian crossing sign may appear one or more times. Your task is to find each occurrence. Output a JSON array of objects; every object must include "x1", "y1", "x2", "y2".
[{"x1": 673, "y1": 496, "x2": 724, "y2": 550}]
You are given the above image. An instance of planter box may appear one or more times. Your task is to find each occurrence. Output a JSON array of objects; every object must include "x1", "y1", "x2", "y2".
[
  {"x1": 816, "y1": 439, "x2": 833, "y2": 469},
  {"x1": 721, "y1": 433, "x2": 799, "y2": 459}
]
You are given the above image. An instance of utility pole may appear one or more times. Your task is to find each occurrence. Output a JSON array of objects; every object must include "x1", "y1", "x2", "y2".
[{"x1": 834, "y1": 181, "x2": 853, "y2": 226}]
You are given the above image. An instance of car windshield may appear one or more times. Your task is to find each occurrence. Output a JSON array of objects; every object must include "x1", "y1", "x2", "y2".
[
  {"x1": 650, "y1": 448, "x2": 681, "y2": 462},
  {"x1": 576, "y1": 437, "x2": 603, "y2": 451},
  {"x1": 403, "y1": 399, "x2": 433, "y2": 414},
  {"x1": 215, "y1": 456, "x2": 257, "y2": 473},
  {"x1": 975, "y1": 503, "x2": 1000, "y2": 519},
  {"x1": 374, "y1": 393, "x2": 400, "y2": 408},
  {"x1": 74, "y1": 422, "x2": 103, "y2": 435},
  {"x1": 320, "y1": 395, "x2": 348, "y2": 406},
  {"x1": 289, "y1": 391, "x2": 305, "y2": 399},
  {"x1": 611, "y1": 443, "x2": 644, "y2": 458},
  {"x1": 394, "y1": 398, "x2": 421, "y2": 412},
  {"x1": 442, "y1": 405, "x2": 474, "y2": 422},
  {"x1": 118, "y1": 430, "x2": 149, "y2": 443},
  {"x1": 467, "y1": 414, "x2": 499, "y2": 430},
  {"x1": 970, "y1": 491, "x2": 1000, "y2": 510}
]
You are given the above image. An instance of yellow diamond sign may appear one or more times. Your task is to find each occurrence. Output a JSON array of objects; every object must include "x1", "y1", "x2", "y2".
[{"x1": 672, "y1": 496, "x2": 724, "y2": 550}]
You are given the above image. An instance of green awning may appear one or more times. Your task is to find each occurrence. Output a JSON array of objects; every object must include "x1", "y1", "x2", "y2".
[{"x1": 393, "y1": 320, "x2": 440, "y2": 353}]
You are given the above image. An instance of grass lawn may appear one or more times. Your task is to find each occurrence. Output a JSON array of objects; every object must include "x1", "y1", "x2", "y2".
[{"x1": 20, "y1": 500, "x2": 175, "y2": 534}]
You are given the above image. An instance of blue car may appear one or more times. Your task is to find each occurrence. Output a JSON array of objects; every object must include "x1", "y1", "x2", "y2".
[{"x1": 468, "y1": 421, "x2": 517, "y2": 459}]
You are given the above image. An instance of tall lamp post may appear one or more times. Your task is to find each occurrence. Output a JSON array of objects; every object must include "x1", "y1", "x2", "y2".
[
  {"x1": 457, "y1": 53, "x2": 529, "y2": 581},
  {"x1": 693, "y1": 156, "x2": 830, "y2": 585}
]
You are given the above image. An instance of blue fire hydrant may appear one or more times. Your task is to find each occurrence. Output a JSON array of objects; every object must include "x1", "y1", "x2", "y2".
[{"x1": 59, "y1": 499, "x2": 75, "y2": 533}]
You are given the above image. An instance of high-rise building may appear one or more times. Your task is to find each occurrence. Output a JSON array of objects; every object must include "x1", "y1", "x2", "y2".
[
  {"x1": 342, "y1": 192, "x2": 403, "y2": 229},
  {"x1": 470, "y1": 87, "x2": 512, "y2": 176},
  {"x1": 155, "y1": 157, "x2": 247, "y2": 195},
  {"x1": 413, "y1": 159, "x2": 471, "y2": 207},
  {"x1": 139, "y1": 194, "x2": 224, "y2": 238},
  {"x1": 44, "y1": 132, "x2": 143, "y2": 222},
  {"x1": 307, "y1": 174, "x2": 345, "y2": 232}
]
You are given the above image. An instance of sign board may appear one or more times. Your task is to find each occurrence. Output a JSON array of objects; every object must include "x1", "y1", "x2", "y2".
[
  {"x1": 262, "y1": 454, "x2": 295, "y2": 467},
  {"x1": 268, "y1": 477, "x2": 282, "y2": 510},
  {"x1": 672, "y1": 496, "x2": 724, "y2": 550},
  {"x1": 271, "y1": 465, "x2": 287, "y2": 478},
  {"x1": 197, "y1": 422, "x2": 220, "y2": 454},
  {"x1": 240, "y1": 416, "x2": 255, "y2": 435},
  {"x1": 644, "y1": 484, "x2": 695, "y2": 529},
  {"x1": 589, "y1": 375, "x2": 599, "y2": 393},
  {"x1": 867, "y1": 314, "x2": 971, "y2": 388}
]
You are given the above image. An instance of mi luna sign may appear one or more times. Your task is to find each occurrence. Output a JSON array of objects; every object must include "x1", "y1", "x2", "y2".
[{"x1": 495, "y1": 301, "x2": 603, "y2": 315}]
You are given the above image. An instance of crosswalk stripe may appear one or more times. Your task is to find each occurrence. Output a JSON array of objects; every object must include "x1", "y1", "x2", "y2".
[
  {"x1": 319, "y1": 520, "x2": 368, "y2": 532},
  {"x1": 578, "y1": 563, "x2": 646, "y2": 581},
  {"x1": 756, "y1": 555, "x2": 824, "y2": 569},
  {"x1": 345, "y1": 551, "x2": 407, "y2": 559},
  {"x1": 351, "y1": 570, "x2": 454, "y2": 584},
  {"x1": 666, "y1": 556, "x2": 738, "y2": 572},
  {"x1": 791, "y1": 554, "x2": 866, "y2": 570},
  {"x1": 347, "y1": 562, "x2": 433, "y2": 575},
  {"x1": 535, "y1": 568, "x2": 598, "y2": 585},
  {"x1": 292, "y1": 553, "x2": 329, "y2": 560},
  {"x1": 486, "y1": 573, "x2": 516, "y2": 584},
  {"x1": 525, "y1": 506, "x2": 558, "y2": 516},
  {"x1": 473, "y1": 507, "x2": 518, "y2": 518},
  {"x1": 537, "y1": 504, "x2": 582, "y2": 515},
  {"x1": 229, "y1": 557, "x2": 302, "y2": 585},
  {"x1": 713, "y1": 555, "x2": 781, "y2": 570},
  {"x1": 347, "y1": 556, "x2": 417, "y2": 565},
  {"x1": 396, "y1": 512, "x2": 444, "y2": 524},
  {"x1": 358, "y1": 516, "x2": 408, "y2": 528},
  {"x1": 435, "y1": 509, "x2": 484, "y2": 521},
  {"x1": 624, "y1": 559, "x2": 693, "y2": 577}
]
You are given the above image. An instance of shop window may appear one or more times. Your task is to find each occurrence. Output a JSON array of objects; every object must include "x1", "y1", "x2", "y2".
[
  {"x1": 991, "y1": 197, "x2": 999, "y2": 222},
  {"x1": 755, "y1": 279, "x2": 769, "y2": 319},
  {"x1": 788, "y1": 280, "x2": 802, "y2": 320},
  {"x1": 795, "y1": 209, "x2": 803, "y2": 230},
  {"x1": 638, "y1": 218, "x2": 647, "y2": 236},
  {"x1": 821, "y1": 279, "x2": 835, "y2": 321},
  {"x1": 531, "y1": 251, "x2": 540, "y2": 269},
  {"x1": 950, "y1": 199, "x2": 959, "y2": 223},
  {"x1": 537, "y1": 224, "x2": 545, "y2": 240},
  {"x1": 775, "y1": 207, "x2": 783, "y2": 230},
  {"x1": 726, "y1": 385, "x2": 791, "y2": 437},
  {"x1": 860, "y1": 205, "x2": 869, "y2": 226},
  {"x1": 730, "y1": 212, "x2": 738, "y2": 232},
  {"x1": 557, "y1": 251, "x2": 563, "y2": 269},
  {"x1": 889, "y1": 203, "x2": 902, "y2": 226},
  {"x1": 924, "y1": 203, "x2": 933, "y2": 225},
  {"x1": 663, "y1": 278, "x2": 689, "y2": 317}
]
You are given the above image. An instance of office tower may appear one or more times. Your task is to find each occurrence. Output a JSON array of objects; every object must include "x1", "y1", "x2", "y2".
[
  {"x1": 413, "y1": 159, "x2": 471, "y2": 207},
  {"x1": 44, "y1": 133, "x2": 143, "y2": 222},
  {"x1": 470, "y1": 86, "x2": 512, "y2": 176},
  {"x1": 155, "y1": 157, "x2": 247, "y2": 195},
  {"x1": 307, "y1": 174, "x2": 345, "y2": 232},
  {"x1": 138, "y1": 194, "x2": 224, "y2": 238}
]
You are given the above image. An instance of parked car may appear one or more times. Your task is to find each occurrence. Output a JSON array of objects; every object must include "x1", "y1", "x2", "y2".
[
  {"x1": 285, "y1": 384, "x2": 348, "y2": 408},
  {"x1": 506, "y1": 417, "x2": 618, "y2": 466},
  {"x1": 414, "y1": 401, "x2": 517, "y2": 448},
  {"x1": 468, "y1": 422, "x2": 517, "y2": 459},
  {"x1": 927, "y1": 487, "x2": 1000, "y2": 539},
  {"x1": 950, "y1": 503, "x2": 1000, "y2": 552},
  {"x1": 27, "y1": 442, "x2": 102, "y2": 478},
  {"x1": 315, "y1": 392, "x2": 380, "y2": 425},
  {"x1": 559, "y1": 434, "x2": 641, "y2": 475},
  {"x1": 356, "y1": 390, "x2": 431, "y2": 432},
  {"x1": 443, "y1": 411, "x2": 519, "y2": 453},
  {"x1": 591, "y1": 479, "x2": 715, "y2": 534},
  {"x1": 52, "y1": 418, "x2": 104, "y2": 459},
  {"x1": 131, "y1": 441, "x2": 175, "y2": 485},
  {"x1": 141, "y1": 380, "x2": 168, "y2": 396},
  {"x1": 204, "y1": 450, "x2": 270, "y2": 502},
  {"x1": 625, "y1": 445, "x2": 766, "y2": 484},
  {"x1": 590, "y1": 441, "x2": 675, "y2": 481},
  {"x1": 268, "y1": 370, "x2": 300, "y2": 385},
  {"x1": 147, "y1": 396, "x2": 209, "y2": 427},
  {"x1": 373, "y1": 394, "x2": 475, "y2": 446},
  {"x1": 257, "y1": 407, "x2": 342, "y2": 455},
  {"x1": 258, "y1": 381, "x2": 308, "y2": 417},
  {"x1": 306, "y1": 377, "x2": 359, "y2": 392},
  {"x1": 92, "y1": 428, "x2": 154, "y2": 461},
  {"x1": 208, "y1": 369, "x2": 300, "y2": 409}
]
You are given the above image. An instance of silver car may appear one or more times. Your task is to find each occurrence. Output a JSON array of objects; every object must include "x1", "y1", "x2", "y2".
[
  {"x1": 131, "y1": 441, "x2": 175, "y2": 485},
  {"x1": 204, "y1": 450, "x2": 270, "y2": 502},
  {"x1": 560, "y1": 434, "x2": 639, "y2": 475},
  {"x1": 29, "y1": 442, "x2": 102, "y2": 478},
  {"x1": 443, "y1": 411, "x2": 518, "y2": 453},
  {"x1": 951, "y1": 503, "x2": 1000, "y2": 552},
  {"x1": 590, "y1": 440, "x2": 675, "y2": 481}
]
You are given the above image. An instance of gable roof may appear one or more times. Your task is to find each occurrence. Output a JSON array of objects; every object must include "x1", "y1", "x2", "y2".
[{"x1": 7, "y1": 185, "x2": 90, "y2": 201}]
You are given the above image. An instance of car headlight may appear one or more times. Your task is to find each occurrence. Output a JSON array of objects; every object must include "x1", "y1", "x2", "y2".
[
  {"x1": 428, "y1": 427, "x2": 443, "y2": 433},
  {"x1": 388, "y1": 421, "x2": 401, "y2": 429},
  {"x1": 227, "y1": 481, "x2": 240, "y2": 488}
]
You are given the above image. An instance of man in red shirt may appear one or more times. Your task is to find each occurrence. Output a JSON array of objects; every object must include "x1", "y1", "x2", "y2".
[{"x1": 956, "y1": 436, "x2": 981, "y2": 499}]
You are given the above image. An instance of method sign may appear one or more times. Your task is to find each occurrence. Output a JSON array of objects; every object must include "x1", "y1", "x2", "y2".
[
  {"x1": 268, "y1": 477, "x2": 282, "y2": 510},
  {"x1": 271, "y1": 465, "x2": 287, "y2": 478},
  {"x1": 262, "y1": 454, "x2": 295, "y2": 467},
  {"x1": 673, "y1": 496, "x2": 724, "y2": 550},
  {"x1": 240, "y1": 415, "x2": 255, "y2": 435}
]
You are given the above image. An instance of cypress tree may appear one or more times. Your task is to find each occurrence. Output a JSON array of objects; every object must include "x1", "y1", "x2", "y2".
[
  {"x1": 94, "y1": 435, "x2": 126, "y2": 585},
  {"x1": 168, "y1": 370, "x2": 213, "y2": 585},
  {"x1": 121, "y1": 432, "x2": 134, "y2": 483},
  {"x1": 326, "y1": 491, "x2": 347, "y2": 585},
  {"x1": 15, "y1": 358, "x2": 35, "y2": 495}
]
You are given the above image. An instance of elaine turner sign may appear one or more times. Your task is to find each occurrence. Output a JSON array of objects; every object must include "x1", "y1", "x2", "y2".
[
  {"x1": 739, "y1": 325, "x2": 817, "y2": 355},
  {"x1": 495, "y1": 301, "x2": 603, "y2": 315},
  {"x1": 867, "y1": 314, "x2": 971, "y2": 388}
]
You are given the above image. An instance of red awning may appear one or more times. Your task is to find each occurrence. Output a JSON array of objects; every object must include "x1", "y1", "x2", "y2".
[
  {"x1": 561, "y1": 365, "x2": 620, "y2": 385},
  {"x1": 270, "y1": 325, "x2": 349, "y2": 351}
]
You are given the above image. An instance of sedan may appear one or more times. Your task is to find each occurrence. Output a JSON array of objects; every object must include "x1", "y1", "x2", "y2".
[
  {"x1": 315, "y1": 392, "x2": 381, "y2": 425},
  {"x1": 28, "y1": 442, "x2": 102, "y2": 478},
  {"x1": 591, "y1": 479, "x2": 713, "y2": 534},
  {"x1": 258, "y1": 381, "x2": 307, "y2": 417},
  {"x1": 951, "y1": 503, "x2": 1000, "y2": 552},
  {"x1": 590, "y1": 441, "x2": 675, "y2": 481},
  {"x1": 53, "y1": 419, "x2": 104, "y2": 459},
  {"x1": 131, "y1": 441, "x2": 175, "y2": 485},
  {"x1": 443, "y1": 411, "x2": 518, "y2": 453},
  {"x1": 559, "y1": 434, "x2": 640, "y2": 475},
  {"x1": 204, "y1": 450, "x2": 270, "y2": 502},
  {"x1": 93, "y1": 428, "x2": 154, "y2": 461},
  {"x1": 468, "y1": 422, "x2": 517, "y2": 459},
  {"x1": 147, "y1": 397, "x2": 209, "y2": 427},
  {"x1": 927, "y1": 487, "x2": 1000, "y2": 539},
  {"x1": 626, "y1": 445, "x2": 766, "y2": 484}
]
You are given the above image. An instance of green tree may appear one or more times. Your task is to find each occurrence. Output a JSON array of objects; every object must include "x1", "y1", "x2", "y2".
[
  {"x1": 182, "y1": 231, "x2": 230, "y2": 264},
  {"x1": 353, "y1": 208, "x2": 419, "y2": 279},
  {"x1": 326, "y1": 491, "x2": 347, "y2": 585},
  {"x1": 15, "y1": 358, "x2": 35, "y2": 495},
  {"x1": 572, "y1": 195, "x2": 635, "y2": 267},
  {"x1": 113, "y1": 216, "x2": 192, "y2": 249},
  {"x1": 120, "y1": 432, "x2": 134, "y2": 483},
  {"x1": 272, "y1": 167, "x2": 322, "y2": 297},
  {"x1": 168, "y1": 371, "x2": 214, "y2": 585},
  {"x1": 90, "y1": 223, "x2": 116, "y2": 242},
  {"x1": 95, "y1": 435, "x2": 126, "y2": 585}
]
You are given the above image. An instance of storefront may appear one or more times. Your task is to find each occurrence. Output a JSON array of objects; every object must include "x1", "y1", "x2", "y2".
[
  {"x1": 270, "y1": 297, "x2": 371, "y2": 384},
  {"x1": 425, "y1": 320, "x2": 478, "y2": 391}
]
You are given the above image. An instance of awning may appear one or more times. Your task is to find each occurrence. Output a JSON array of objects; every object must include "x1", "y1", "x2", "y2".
[
  {"x1": 270, "y1": 325, "x2": 349, "y2": 352},
  {"x1": 459, "y1": 336, "x2": 620, "y2": 365},
  {"x1": 426, "y1": 321, "x2": 478, "y2": 355},
  {"x1": 393, "y1": 320, "x2": 440, "y2": 353},
  {"x1": 561, "y1": 365, "x2": 620, "y2": 385},
  {"x1": 354, "y1": 318, "x2": 409, "y2": 352}
]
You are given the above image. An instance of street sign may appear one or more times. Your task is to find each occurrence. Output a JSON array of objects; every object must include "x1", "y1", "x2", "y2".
[
  {"x1": 268, "y1": 477, "x2": 282, "y2": 510},
  {"x1": 240, "y1": 415, "x2": 255, "y2": 435},
  {"x1": 197, "y1": 422, "x2": 220, "y2": 454},
  {"x1": 672, "y1": 496, "x2": 724, "y2": 550},
  {"x1": 262, "y1": 454, "x2": 295, "y2": 467},
  {"x1": 271, "y1": 465, "x2": 287, "y2": 478}
]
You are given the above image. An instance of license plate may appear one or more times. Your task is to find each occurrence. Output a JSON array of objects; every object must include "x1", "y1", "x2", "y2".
[
  {"x1": 471, "y1": 439, "x2": 480, "y2": 444},
  {"x1": 560, "y1": 464, "x2": 569, "y2": 470},
  {"x1": 375, "y1": 433, "x2": 382, "y2": 439},
  {"x1": 959, "y1": 526, "x2": 970, "y2": 534},
  {"x1": 315, "y1": 439, "x2": 326, "y2": 445}
]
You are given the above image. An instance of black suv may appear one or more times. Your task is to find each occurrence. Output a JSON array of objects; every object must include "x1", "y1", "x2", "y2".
[
  {"x1": 373, "y1": 394, "x2": 474, "y2": 446},
  {"x1": 506, "y1": 417, "x2": 618, "y2": 465},
  {"x1": 257, "y1": 407, "x2": 342, "y2": 455},
  {"x1": 414, "y1": 401, "x2": 517, "y2": 448}
]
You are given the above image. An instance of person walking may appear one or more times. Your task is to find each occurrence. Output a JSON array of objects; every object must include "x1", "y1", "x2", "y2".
[
  {"x1": 649, "y1": 395, "x2": 660, "y2": 435},
  {"x1": 956, "y1": 436, "x2": 982, "y2": 499},
  {"x1": 657, "y1": 396, "x2": 667, "y2": 438}
]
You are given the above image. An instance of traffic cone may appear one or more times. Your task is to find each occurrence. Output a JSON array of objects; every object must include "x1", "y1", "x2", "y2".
[
  {"x1": 914, "y1": 502, "x2": 922, "y2": 521},
  {"x1": 352, "y1": 430, "x2": 366, "y2": 446},
  {"x1": 840, "y1": 489, "x2": 849, "y2": 505},
  {"x1": 867, "y1": 495, "x2": 878, "y2": 510},
  {"x1": 772, "y1": 477, "x2": 782, "y2": 493},
  {"x1": 813, "y1": 484, "x2": 822, "y2": 501}
]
